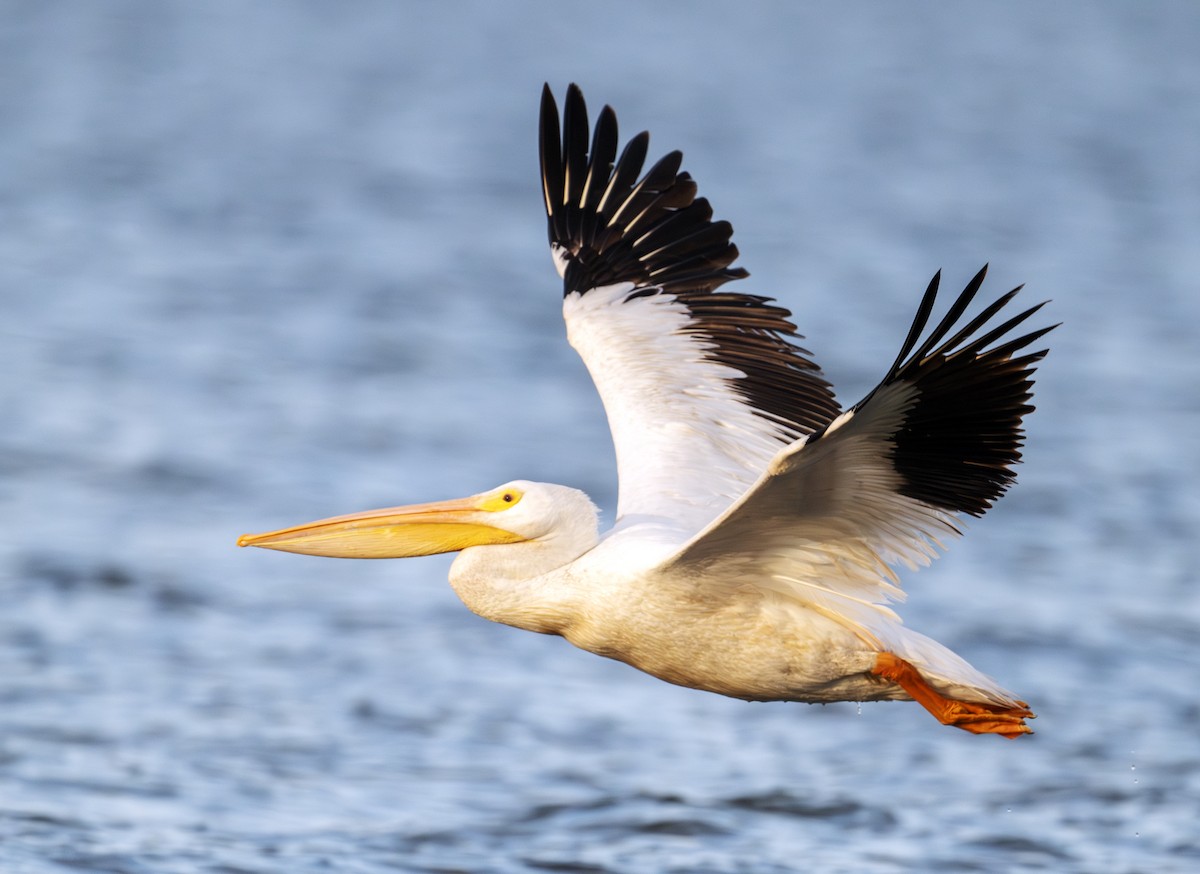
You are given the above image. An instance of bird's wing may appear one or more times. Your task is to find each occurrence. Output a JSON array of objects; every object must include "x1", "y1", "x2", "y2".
[
  {"x1": 540, "y1": 84, "x2": 840, "y2": 533},
  {"x1": 666, "y1": 266, "x2": 1055, "y2": 644}
]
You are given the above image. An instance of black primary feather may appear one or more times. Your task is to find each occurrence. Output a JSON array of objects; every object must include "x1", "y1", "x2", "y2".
[
  {"x1": 830, "y1": 265, "x2": 1057, "y2": 517},
  {"x1": 540, "y1": 83, "x2": 841, "y2": 438}
]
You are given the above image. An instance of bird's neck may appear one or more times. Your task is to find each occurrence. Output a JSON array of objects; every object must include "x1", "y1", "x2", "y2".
[{"x1": 448, "y1": 533, "x2": 596, "y2": 636}]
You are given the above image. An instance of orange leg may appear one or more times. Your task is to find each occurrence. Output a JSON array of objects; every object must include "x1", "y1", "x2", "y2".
[{"x1": 871, "y1": 652, "x2": 1035, "y2": 739}]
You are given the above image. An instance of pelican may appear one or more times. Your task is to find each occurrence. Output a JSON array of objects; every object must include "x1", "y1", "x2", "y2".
[{"x1": 240, "y1": 84, "x2": 1055, "y2": 738}]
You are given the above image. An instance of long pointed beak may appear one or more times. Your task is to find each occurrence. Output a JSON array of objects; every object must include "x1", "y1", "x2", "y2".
[{"x1": 237, "y1": 495, "x2": 526, "y2": 558}]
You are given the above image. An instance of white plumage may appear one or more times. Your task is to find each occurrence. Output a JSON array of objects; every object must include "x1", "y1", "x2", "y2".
[
  {"x1": 240, "y1": 84, "x2": 1055, "y2": 738},
  {"x1": 564, "y1": 283, "x2": 791, "y2": 530}
]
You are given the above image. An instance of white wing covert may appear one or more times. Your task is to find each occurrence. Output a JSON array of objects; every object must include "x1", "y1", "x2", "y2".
[
  {"x1": 539, "y1": 85, "x2": 840, "y2": 535},
  {"x1": 667, "y1": 267, "x2": 1056, "y2": 645}
]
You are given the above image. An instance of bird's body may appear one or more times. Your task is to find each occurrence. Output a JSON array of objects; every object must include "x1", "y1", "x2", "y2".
[
  {"x1": 240, "y1": 85, "x2": 1055, "y2": 738},
  {"x1": 446, "y1": 486, "x2": 1002, "y2": 708}
]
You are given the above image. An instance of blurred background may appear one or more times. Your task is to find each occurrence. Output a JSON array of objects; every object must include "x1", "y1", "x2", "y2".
[{"x1": 1, "y1": 2, "x2": 1197, "y2": 872}]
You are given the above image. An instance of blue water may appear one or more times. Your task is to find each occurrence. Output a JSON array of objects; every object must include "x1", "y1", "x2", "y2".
[{"x1": 2, "y1": 2, "x2": 1198, "y2": 872}]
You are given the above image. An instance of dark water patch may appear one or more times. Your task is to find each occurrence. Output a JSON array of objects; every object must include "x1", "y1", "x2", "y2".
[
  {"x1": 2, "y1": 810, "x2": 91, "y2": 830},
  {"x1": 331, "y1": 611, "x2": 407, "y2": 633},
  {"x1": 634, "y1": 790, "x2": 688, "y2": 806},
  {"x1": 946, "y1": 623, "x2": 1095, "y2": 654},
  {"x1": 1, "y1": 624, "x2": 48, "y2": 653},
  {"x1": 7, "y1": 723, "x2": 111, "y2": 746},
  {"x1": 1168, "y1": 840, "x2": 1200, "y2": 859},
  {"x1": 1066, "y1": 740, "x2": 1114, "y2": 763},
  {"x1": 397, "y1": 829, "x2": 462, "y2": 852},
  {"x1": 12, "y1": 552, "x2": 208, "y2": 613},
  {"x1": 562, "y1": 812, "x2": 730, "y2": 839},
  {"x1": 626, "y1": 818, "x2": 729, "y2": 837},
  {"x1": 1118, "y1": 610, "x2": 1200, "y2": 648},
  {"x1": 21, "y1": 775, "x2": 177, "y2": 800},
  {"x1": 1005, "y1": 775, "x2": 1179, "y2": 810},
  {"x1": 134, "y1": 457, "x2": 229, "y2": 493},
  {"x1": 349, "y1": 698, "x2": 443, "y2": 734},
  {"x1": 96, "y1": 565, "x2": 136, "y2": 589},
  {"x1": 514, "y1": 790, "x2": 703, "y2": 831},
  {"x1": 723, "y1": 789, "x2": 896, "y2": 829},
  {"x1": 20, "y1": 554, "x2": 136, "y2": 592},
  {"x1": 967, "y1": 834, "x2": 1075, "y2": 862},
  {"x1": 915, "y1": 856, "x2": 992, "y2": 873},
  {"x1": 48, "y1": 856, "x2": 124, "y2": 874},
  {"x1": 48, "y1": 853, "x2": 162, "y2": 874},
  {"x1": 505, "y1": 793, "x2": 731, "y2": 848},
  {"x1": 522, "y1": 859, "x2": 615, "y2": 874},
  {"x1": 517, "y1": 796, "x2": 622, "y2": 824},
  {"x1": 152, "y1": 580, "x2": 209, "y2": 612}
]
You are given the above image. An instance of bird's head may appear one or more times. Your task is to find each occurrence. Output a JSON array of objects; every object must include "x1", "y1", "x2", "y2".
[{"x1": 237, "y1": 480, "x2": 598, "y2": 562}]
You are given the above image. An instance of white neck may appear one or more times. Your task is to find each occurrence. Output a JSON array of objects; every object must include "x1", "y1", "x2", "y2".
[{"x1": 447, "y1": 484, "x2": 600, "y2": 635}]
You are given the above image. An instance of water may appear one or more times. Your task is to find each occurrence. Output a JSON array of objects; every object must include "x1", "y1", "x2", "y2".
[{"x1": 2, "y1": 2, "x2": 1198, "y2": 872}]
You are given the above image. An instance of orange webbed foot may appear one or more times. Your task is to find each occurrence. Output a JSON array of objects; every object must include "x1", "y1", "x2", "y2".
[{"x1": 871, "y1": 652, "x2": 1035, "y2": 739}]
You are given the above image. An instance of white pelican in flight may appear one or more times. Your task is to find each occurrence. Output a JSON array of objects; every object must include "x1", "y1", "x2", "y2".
[{"x1": 240, "y1": 84, "x2": 1055, "y2": 738}]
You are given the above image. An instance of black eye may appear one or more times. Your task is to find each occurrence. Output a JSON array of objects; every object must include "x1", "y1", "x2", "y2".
[{"x1": 502, "y1": 493, "x2": 514, "y2": 503}]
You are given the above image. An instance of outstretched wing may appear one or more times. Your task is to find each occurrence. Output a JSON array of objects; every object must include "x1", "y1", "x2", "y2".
[
  {"x1": 540, "y1": 84, "x2": 840, "y2": 533},
  {"x1": 667, "y1": 266, "x2": 1056, "y2": 641}
]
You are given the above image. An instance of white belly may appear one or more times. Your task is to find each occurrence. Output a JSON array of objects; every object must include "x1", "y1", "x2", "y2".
[{"x1": 561, "y1": 582, "x2": 905, "y2": 704}]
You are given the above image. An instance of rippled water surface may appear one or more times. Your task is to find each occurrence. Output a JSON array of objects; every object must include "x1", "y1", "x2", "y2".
[{"x1": 2, "y1": 3, "x2": 1198, "y2": 872}]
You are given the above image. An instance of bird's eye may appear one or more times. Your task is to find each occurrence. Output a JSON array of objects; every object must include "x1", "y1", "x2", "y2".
[{"x1": 481, "y1": 487, "x2": 523, "y2": 511}]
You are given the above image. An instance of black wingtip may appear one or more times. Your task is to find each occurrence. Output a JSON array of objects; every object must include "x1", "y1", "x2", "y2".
[
  {"x1": 886, "y1": 269, "x2": 942, "y2": 379},
  {"x1": 539, "y1": 84, "x2": 751, "y2": 298},
  {"x1": 870, "y1": 268, "x2": 1057, "y2": 517}
]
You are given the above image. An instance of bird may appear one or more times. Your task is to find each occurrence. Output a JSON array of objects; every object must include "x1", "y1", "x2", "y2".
[{"x1": 239, "y1": 84, "x2": 1055, "y2": 738}]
